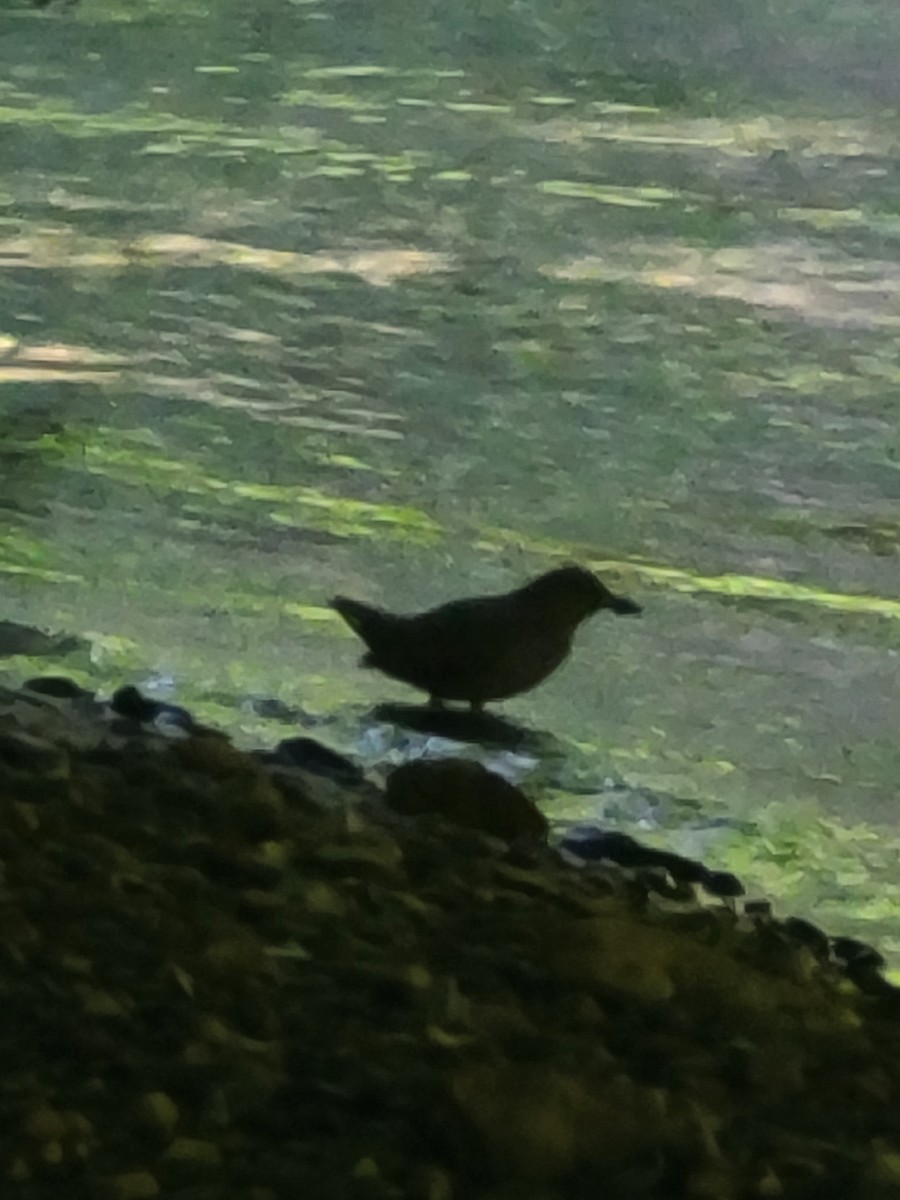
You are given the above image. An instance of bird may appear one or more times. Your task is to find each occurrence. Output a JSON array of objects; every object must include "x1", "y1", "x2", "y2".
[{"x1": 330, "y1": 565, "x2": 641, "y2": 711}]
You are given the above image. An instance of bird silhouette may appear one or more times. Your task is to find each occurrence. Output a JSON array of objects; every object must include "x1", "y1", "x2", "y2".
[{"x1": 330, "y1": 565, "x2": 641, "y2": 710}]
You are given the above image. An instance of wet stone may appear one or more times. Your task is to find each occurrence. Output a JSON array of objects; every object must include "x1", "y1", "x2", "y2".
[{"x1": 268, "y1": 735, "x2": 366, "y2": 785}]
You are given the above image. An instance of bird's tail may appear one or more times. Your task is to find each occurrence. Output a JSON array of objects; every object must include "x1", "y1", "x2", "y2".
[
  {"x1": 330, "y1": 595, "x2": 391, "y2": 667},
  {"x1": 330, "y1": 596, "x2": 384, "y2": 640}
]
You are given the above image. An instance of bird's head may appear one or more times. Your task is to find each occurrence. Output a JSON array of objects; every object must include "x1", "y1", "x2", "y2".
[{"x1": 522, "y1": 565, "x2": 642, "y2": 623}]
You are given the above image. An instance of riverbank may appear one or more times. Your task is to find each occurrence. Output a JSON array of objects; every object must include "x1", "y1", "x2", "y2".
[{"x1": 2, "y1": 677, "x2": 899, "y2": 1199}]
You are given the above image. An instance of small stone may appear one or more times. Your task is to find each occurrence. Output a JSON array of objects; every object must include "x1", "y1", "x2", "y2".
[
  {"x1": 198, "y1": 1015, "x2": 234, "y2": 1045},
  {"x1": 138, "y1": 1092, "x2": 179, "y2": 1135},
  {"x1": 414, "y1": 1165, "x2": 453, "y2": 1200},
  {"x1": 109, "y1": 686, "x2": 159, "y2": 723},
  {"x1": 407, "y1": 963, "x2": 433, "y2": 990},
  {"x1": 352, "y1": 1157, "x2": 380, "y2": 1179},
  {"x1": 782, "y1": 917, "x2": 830, "y2": 961},
  {"x1": 41, "y1": 1140, "x2": 64, "y2": 1165},
  {"x1": 254, "y1": 839, "x2": 291, "y2": 872},
  {"x1": 273, "y1": 736, "x2": 365, "y2": 784},
  {"x1": 23, "y1": 1106, "x2": 69, "y2": 1142},
  {"x1": 832, "y1": 936, "x2": 886, "y2": 971},
  {"x1": 426, "y1": 1025, "x2": 477, "y2": 1050},
  {"x1": 103, "y1": 1172, "x2": 160, "y2": 1200},
  {"x1": 703, "y1": 871, "x2": 744, "y2": 898},
  {"x1": 77, "y1": 985, "x2": 129, "y2": 1018},
  {"x1": 13, "y1": 801, "x2": 41, "y2": 832},
  {"x1": 314, "y1": 837, "x2": 404, "y2": 874},
  {"x1": 9, "y1": 1158, "x2": 30, "y2": 1182},
  {"x1": 302, "y1": 881, "x2": 348, "y2": 916},
  {"x1": 59, "y1": 953, "x2": 93, "y2": 975},
  {"x1": 64, "y1": 1111, "x2": 94, "y2": 1139},
  {"x1": 203, "y1": 934, "x2": 268, "y2": 975},
  {"x1": 755, "y1": 1167, "x2": 783, "y2": 1197},
  {"x1": 164, "y1": 1137, "x2": 222, "y2": 1167}
]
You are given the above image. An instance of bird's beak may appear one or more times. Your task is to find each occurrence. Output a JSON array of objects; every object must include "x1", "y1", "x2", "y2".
[{"x1": 610, "y1": 596, "x2": 642, "y2": 616}]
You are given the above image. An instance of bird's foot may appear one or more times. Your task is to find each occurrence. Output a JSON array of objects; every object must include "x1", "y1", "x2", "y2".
[{"x1": 427, "y1": 696, "x2": 447, "y2": 710}]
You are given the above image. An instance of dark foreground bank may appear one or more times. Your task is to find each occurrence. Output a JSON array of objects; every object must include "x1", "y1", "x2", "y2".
[{"x1": 1, "y1": 678, "x2": 899, "y2": 1200}]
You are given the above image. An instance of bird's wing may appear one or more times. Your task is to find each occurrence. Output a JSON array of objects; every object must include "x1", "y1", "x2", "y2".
[{"x1": 392, "y1": 597, "x2": 531, "y2": 694}]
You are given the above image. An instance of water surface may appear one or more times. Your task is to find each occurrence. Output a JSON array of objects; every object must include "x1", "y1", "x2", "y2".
[{"x1": 1, "y1": 0, "x2": 899, "y2": 952}]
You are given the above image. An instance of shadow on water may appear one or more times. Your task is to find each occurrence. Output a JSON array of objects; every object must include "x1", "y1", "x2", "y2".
[{"x1": 370, "y1": 701, "x2": 563, "y2": 754}]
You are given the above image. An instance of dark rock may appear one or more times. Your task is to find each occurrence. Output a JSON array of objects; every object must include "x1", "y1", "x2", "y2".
[
  {"x1": 641, "y1": 867, "x2": 697, "y2": 903},
  {"x1": 560, "y1": 828, "x2": 725, "y2": 895},
  {"x1": 560, "y1": 828, "x2": 647, "y2": 865},
  {"x1": 23, "y1": 676, "x2": 93, "y2": 701},
  {"x1": 782, "y1": 917, "x2": 831, "y2": 962},
  {"x1": 385, "y1": 758, "x2": 548, "y2": 844},
  {"x1": 831, "y1": 936, "x2": 886, "y2": 972},
  {"x1": 110, "y1": 685, "x2": 161, "y2": 723},
  {"x1": 110, "y1": 687, "x2": 217, "y2": 739},
  {"x1": 648, "y1": 849, "x2": 707, "y2": 885},
  {"x1": 560, "y1": 829, "x2": 746, "y2": 903},
  {"x1": 702, "y1": 870, "x2": 745, "y2": 898},
  {"x1": 269, "y1": 737, "x2": 365, "y2": 785}
]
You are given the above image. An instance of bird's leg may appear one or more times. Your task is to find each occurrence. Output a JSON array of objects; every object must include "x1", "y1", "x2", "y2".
[
  {"x1": 427, "y1": 695, "x2": 446, "y2": 710},
  {"x1": 469, "y1": 700, "x2": 485, "y2": 714}
]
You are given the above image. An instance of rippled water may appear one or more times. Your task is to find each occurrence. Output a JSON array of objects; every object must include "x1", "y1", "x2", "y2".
[{"x1": 1, "y1": 0, "x2": 899, "y2": 951}]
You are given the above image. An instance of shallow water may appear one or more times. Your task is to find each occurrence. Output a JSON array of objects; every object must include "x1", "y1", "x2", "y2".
[{"x1": 1, "y1": 0, "x2": 899, "y2": 953}]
